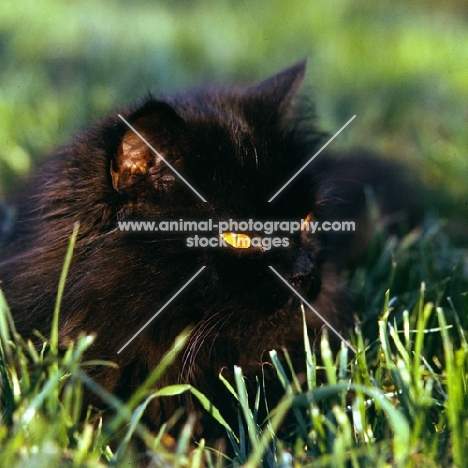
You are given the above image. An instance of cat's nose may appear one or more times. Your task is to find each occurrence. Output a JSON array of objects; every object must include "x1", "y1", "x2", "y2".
[
  {"x1": 291, "y1": 250, "x2": 314, "y2": 280},
  {"x1": 286, "y1": 249, "x2": 321, "y2": 300}
]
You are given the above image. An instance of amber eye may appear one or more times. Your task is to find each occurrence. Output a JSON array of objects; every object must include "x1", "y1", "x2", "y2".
[
  {"x1": 220, "y1": 232, "x2": 251, "y2": 249},
  {"x1": 301, "y1": 213, "x2": 314, "y2": 231}
]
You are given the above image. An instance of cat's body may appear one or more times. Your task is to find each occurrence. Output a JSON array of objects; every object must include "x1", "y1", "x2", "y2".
[{"x1": 0, "y1": 62, "x2": 421, "y2": 438}]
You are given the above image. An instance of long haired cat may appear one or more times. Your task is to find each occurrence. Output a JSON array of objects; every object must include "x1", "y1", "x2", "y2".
[{"x1": 0, "y1": 61, "x2": 421, "y2": 437}]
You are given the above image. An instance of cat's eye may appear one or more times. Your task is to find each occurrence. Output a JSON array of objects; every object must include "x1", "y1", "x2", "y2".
[
  {"x1": 221, "y1": 232, "x2": 251, "y2": 249},
  {"x1": 301, "y1": 213, "x2": 313, "y2": 230}
]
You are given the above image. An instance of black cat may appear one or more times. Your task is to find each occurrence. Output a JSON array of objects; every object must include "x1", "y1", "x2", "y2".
[{"x1": 0, "y1": 61, "x2": 421, "y2": 438}]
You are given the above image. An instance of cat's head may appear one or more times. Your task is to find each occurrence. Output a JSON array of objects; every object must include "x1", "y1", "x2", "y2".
[{"x1": 109, "y1": 62, "x2": 324, "y2": 318}]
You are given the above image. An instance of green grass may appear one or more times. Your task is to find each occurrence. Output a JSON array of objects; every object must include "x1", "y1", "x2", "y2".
[{"x1": 0, "y1": 219, "x2": 467, "y2": 467}]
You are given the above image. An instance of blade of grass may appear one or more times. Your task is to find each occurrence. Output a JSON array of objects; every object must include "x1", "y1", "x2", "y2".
[{"x1": 50, "y1": 222, "x2": 79, "y2": 355}]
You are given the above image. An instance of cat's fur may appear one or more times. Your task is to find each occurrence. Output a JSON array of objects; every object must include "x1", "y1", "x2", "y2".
[{"x1": 0, "y1": 62, "x2": 421, "y2": 438}]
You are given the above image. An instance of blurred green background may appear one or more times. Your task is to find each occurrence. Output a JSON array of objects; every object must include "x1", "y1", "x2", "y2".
[{"x1": 1, "y1": 0, "x2": 467, "y2": 210}]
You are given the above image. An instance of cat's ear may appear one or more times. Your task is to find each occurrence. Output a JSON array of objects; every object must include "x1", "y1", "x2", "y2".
[
  {"x1": 246, "y1": 60, "x2": 307, "y2": 116},
  {"x1": 111, "y1": 102, "x2": 186, "y2": 194}
]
